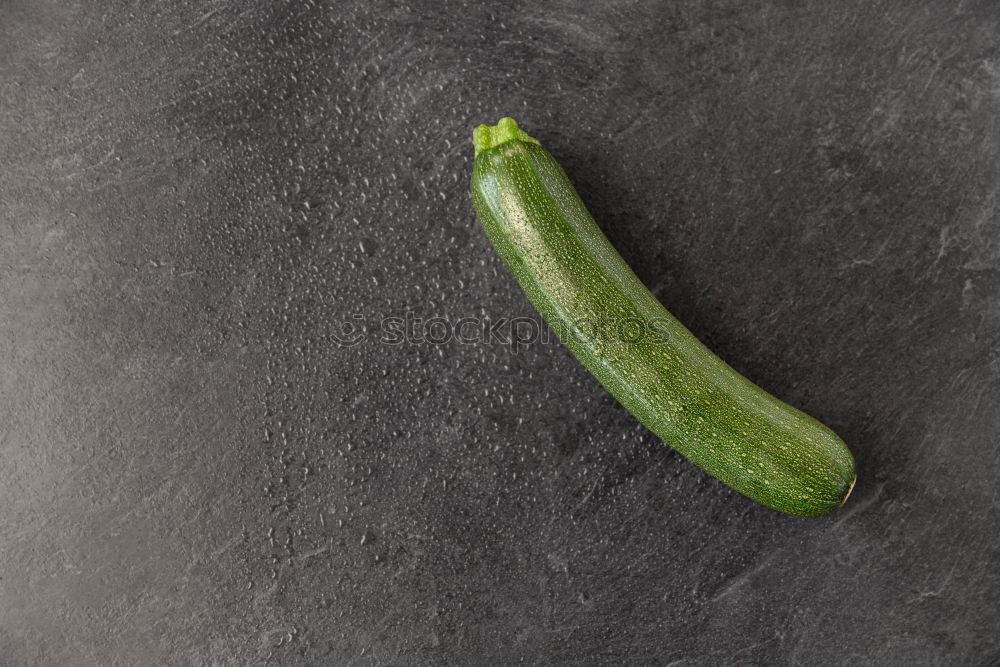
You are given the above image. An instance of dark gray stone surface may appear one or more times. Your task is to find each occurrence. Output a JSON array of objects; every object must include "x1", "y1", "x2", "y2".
[{"x1": 2, "y1": 1, "x2": 999, "y2": 664}]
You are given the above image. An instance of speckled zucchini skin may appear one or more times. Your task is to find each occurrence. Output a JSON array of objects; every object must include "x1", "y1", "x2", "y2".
[{"x1": 470, "y1": 118, "x2": 855, "y2": 516}]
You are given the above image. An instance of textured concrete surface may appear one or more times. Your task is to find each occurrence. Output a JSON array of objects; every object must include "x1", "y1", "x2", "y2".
[{"x1": 2, "y1": 1, "x2": 1000, "y2": 665}]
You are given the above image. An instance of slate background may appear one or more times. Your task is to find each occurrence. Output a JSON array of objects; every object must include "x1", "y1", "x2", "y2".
[{"x1": 2, "y1": 1, "x2": 1000, "y2": 665}]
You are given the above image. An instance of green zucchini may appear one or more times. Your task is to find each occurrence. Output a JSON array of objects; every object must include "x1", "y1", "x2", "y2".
[{"x1": 470, "y1": 117, "x2": 855, "y2": 516}]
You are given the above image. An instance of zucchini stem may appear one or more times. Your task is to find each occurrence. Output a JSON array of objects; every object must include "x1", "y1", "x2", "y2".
[{"x1": 473, "y1": 117, "x2": 540, "y2": 157}]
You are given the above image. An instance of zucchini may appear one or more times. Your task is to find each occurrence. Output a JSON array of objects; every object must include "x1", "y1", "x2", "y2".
[{"x1": 470, "y1": 117, "x2": 855, "y2": 516}]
